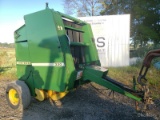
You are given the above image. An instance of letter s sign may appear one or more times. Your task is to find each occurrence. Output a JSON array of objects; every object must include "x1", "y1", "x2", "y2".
[{"x1": 97, "y1": 37, "x2": 105, "y2": 47}]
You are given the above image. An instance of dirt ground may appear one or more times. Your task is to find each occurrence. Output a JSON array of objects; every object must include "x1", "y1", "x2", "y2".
[{"x1": 0, "y1": 79, "x2": 160, "y2": 120}]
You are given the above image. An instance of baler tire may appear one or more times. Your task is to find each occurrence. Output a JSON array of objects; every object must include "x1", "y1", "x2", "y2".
[{"x1": 6, "y1": 80, "x2": 31, "y2": 109}]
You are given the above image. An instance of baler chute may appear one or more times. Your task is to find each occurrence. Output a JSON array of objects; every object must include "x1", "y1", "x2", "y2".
[{"x1": 6, "y1": 4, "x2": 160, "y2": 110}]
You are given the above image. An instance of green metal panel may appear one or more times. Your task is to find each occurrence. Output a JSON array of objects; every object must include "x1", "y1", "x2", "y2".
[
  {"x1": 52, "y1": 11, "x2": 77, "y2": 90},
  {"x1": 14, "y1": 25, "x2": 29, "y2": 62},
  {"x1": 82, "y1": 24, "x2": 100, "y2": 64},
  {"x1": 14, "y1": 26, "x2": 35, "y2": 95},
  {"x1": 24, "y1": 9, "x2": 68, "y2": 91},
  {"x1": 59, "y1": 12, "x2": 86, "y2": 24},
  {"x1": 64, "y1": 25, "x2": 84, "y2": 32},
  {"x1": 24, "y1": 9, "x2": 63, "y2": 63}
]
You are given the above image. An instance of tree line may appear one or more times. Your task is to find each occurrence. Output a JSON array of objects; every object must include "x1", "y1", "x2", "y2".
[
  {"x1": 63, "y1": 0, "x2": 160, "y2": 48},
  {"x1": 0, "y1": 43, "x2": 14, "y2": 48}
]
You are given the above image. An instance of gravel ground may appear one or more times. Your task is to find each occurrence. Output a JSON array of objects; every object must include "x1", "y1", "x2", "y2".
[{"x1": 0, "y1": 80, "x2": 160, "y2": 120}]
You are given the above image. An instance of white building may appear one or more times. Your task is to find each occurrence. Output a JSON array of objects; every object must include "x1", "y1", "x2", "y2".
[{"x1": 79, "y1": 15, "x2": 130, "y2": 67}]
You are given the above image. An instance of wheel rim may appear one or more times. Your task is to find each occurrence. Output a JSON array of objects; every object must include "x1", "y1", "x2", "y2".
[{"x1": 8, "y1": 89, "x2": 19, "y2": 106}]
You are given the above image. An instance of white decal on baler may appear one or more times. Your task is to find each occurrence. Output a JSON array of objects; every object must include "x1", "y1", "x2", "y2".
[
  {"x1": 32, "y1": 62, "x2": 65, "y2": 67},
  {"x1": 16, "y1": 61, "x2": 31, "y2": 65},
  {"x1": 16, "y1": 61, "x2": 65, "y2": 67}
]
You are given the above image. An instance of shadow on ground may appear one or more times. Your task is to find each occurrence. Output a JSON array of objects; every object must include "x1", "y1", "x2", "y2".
[
  {"x1": 0, "y1": 80, "x2": 159, "y2": 120},
  {"x1": 22, "y1": 84, "x2": 157, "y2": 120}
]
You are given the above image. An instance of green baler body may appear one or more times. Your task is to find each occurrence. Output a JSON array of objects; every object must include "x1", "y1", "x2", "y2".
[
  {"x1": 15, "y1": 8, "x2": 100, "y2": 95},
  {"x1": 15, "y1": 7, "x2": 143, "y2": 102}
]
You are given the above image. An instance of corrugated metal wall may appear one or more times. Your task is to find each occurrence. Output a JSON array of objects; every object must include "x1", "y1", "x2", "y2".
[{"x1": 79, "y1": 15, "x2": 130, "y2": 67}]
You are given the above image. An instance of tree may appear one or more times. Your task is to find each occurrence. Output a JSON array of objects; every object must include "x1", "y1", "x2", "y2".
[
  {"x1": 63, "y1": 0, "x2": 160, "y2": 47},
  {"x1": 0, "y1": 42, "x2": 15, "y2": 48},
  {"x1": 63, "y1": 0, "x2": 102, "y2": 17},
  {"x1": 132, "y1": 0, "x2": 160, "y2": 46},
  {"x1": 100, "y1": 0, "x2": 131, "y2": 15},
  {"x1": 100, "y1": 0, "x2": 160, "y2": 47}
]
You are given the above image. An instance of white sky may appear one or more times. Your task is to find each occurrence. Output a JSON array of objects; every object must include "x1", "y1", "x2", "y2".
[{"x1": 0, "y1": 0, "x2": 64, "y2": 43}]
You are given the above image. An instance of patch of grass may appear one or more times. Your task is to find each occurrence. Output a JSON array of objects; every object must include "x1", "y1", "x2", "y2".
[
  {"x1": 108, "y1": 66, "x2": 139, "y2": 86},
  {"x1": 107, "y1": 65, "x2": 160, "y2": 99},
  {"x1": 0, "y1": 48, "x2": 17, "y2": 81},
  {"x1": 0, "y1": 67, "x2": 17, "y2": 80},
  {"x1": 129, "y1": 45, "x2": 160, "y2": 99}
]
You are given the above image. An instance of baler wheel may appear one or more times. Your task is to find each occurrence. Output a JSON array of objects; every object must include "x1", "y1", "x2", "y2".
[{"x1": 6, "y1": 80, "x2": 31, "y2": 109}]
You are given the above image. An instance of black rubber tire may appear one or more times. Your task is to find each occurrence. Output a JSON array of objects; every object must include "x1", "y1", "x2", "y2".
[{"x1": 6, "y1": 80, "x2": 31, "y2": 109}]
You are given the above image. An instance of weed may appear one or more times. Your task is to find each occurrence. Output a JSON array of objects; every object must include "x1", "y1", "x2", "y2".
[{"x1": 0, "y1": 48, "x2": 17, "y2": 80}]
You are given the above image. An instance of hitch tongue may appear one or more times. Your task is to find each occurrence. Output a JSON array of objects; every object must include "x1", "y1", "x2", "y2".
[
  {"x1": 142, "y1": 85, "x2": 154, "y2": 111},
  {"x1": 134, "y1": 76, "x2": 153, "y2": 111},
  {"x1": 132, "y1": 76, "x2": 140, "y2": 111},
  {"x1": 138, "y1": 83, "x2": 154, "y2": 112},
  {"x1": 135, "y1": 85, "x2": 153, "y2": 112}
]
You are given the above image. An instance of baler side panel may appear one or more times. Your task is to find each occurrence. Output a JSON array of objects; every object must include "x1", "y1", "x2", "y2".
[
  {"x1": 82, "y1": 25, "x2": 100, "y2": 65},
  {"x1": 24, "y1": 9, "x2": 67, "y2": 91},
  {"x1": 14, "y1": 25, "x2": 35, "y2": 96},
  {"x1": 53, "y1": 12, "x2": 77, "y2": 90}
]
